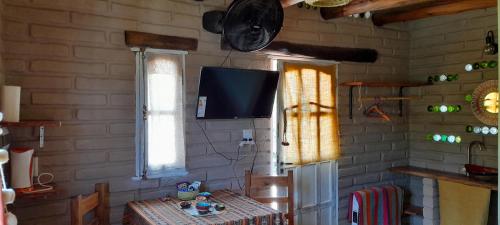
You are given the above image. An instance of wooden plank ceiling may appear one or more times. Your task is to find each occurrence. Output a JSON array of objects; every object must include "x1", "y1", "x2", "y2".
[{"x1": 315, "y1": 0, "x2": 497, "y2": 26}]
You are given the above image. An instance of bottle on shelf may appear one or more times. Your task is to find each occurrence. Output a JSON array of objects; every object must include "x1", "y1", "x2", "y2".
[
  {"x1": 428, "y1": 133, "x2": 461, "y2": 144},
  {"x1": 465, "y1": 60, "x2": 497, "y2": 71},
  {"x1": 466, "y1": 125, "x2": 498, "y2": 135},
  {"x1": 428, "y1": 74, "x2": 458, "y2": 83},
  {"x1": 465, "y1": 94, "x2": 473, "y2": 102},
  {"x1": 427, "y1": 105, "x2": 461, "y2": 112}
]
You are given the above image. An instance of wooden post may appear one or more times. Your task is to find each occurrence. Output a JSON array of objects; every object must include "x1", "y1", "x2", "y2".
[
  {"x1": 95, "y1": 183, "x2": 110, "y2": 225},
  {"x1": 245, "y1": 170, "x2": 251, "y2": 197},
  {"x1": 70, "y1": 196, "x2": 83, "y2": 225}
]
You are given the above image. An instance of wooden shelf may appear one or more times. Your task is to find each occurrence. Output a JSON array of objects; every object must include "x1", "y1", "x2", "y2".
[
  {"x1": 341, "y1": 81, "x2": 428, "y2": 119},
  {"x1": 16, "y1": 183, "x2": 57, "y2": 200},
  {"x1": 0, "y1": 120, "x2": 61, "y2": 127},
  {"x1": 340, "y1": 81, "x2": 428, "y2": 87},
  {"x1": 403, "y1": 205, "x2": 423, "y2": 217},
  {"x1": 0, "y1": 120, "x2": 62, "y2": 148},
  {"x1": 390, "y1": 166, "x2": 497, "y2": 190}
]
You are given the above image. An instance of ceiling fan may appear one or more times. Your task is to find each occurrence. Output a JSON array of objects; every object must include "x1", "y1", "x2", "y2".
[{"x1": 202, "y1": 0, "x2": 284, "y2": 52}]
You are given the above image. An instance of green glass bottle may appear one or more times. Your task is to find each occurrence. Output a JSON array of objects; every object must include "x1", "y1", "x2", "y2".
[
  {"x1": 433, "y1": 75, "x2": 440, "y2": 82},
  {"x1": 425, "y1": 134, "x2": 433, "y2": 141},
  {"x1": 456, "y1": 105, "x2": 461, "y2": 112},
  {"x1": 446, "y1": 74, "x2": 458, "y2": 81},
  {"x1": 473, "y1": 62, "x2": 481, "y2": 69},
  {"x1": 466, "y1": 125, "x2": 473, "y2": 133},
  {"x1": 488, "y1": 60, "x2": 497, "y2": 68},
  {"x1": 433, "y1": 105, "x2": 440, "y2": 112},
  {"x1": 428, "y1": 76, "x2": 433, "y2": 83},
  {"x1": 427, "y1": 105, "x2": 434, "y2": 112},
  {"x1": 441, "y1": 134, "x2": 448, "y2": 142},
  {"x1": 447, "y1": 105, "x2": 455, "y2": 112},
  {"x1": 480, "y1": 61, "x2": 489, "y2": 68},
  {"x1": 465, "y1": 94, "x2": 473, "y2": 102}
]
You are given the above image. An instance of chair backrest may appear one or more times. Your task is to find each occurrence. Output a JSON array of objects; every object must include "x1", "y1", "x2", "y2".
[
  {"x1": 71, "y1": 183, "x2": 110, "y2": 225},
  {"x1": 245, "y1": 170, "x2": 294, "y2": 225}
]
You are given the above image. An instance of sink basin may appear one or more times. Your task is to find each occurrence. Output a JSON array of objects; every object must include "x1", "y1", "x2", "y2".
[{"x1": 465, "y1": 164, "x2": 498, "y2": 182}]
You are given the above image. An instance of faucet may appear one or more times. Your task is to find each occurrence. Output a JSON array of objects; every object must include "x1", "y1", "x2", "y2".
[{"x1": 467, "y1": 141, "x2": 486, "y2": 165}]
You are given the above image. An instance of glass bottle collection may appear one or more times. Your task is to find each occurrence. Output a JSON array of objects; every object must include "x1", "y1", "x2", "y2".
[
  {"x1": 464, "y1": 60, "x2": 497, "y2": 72},
  {"x1": 466, "y1": 125, "x2": 498, "y2": 135},
  {"x1": 425, "y1": 59, "x2": 496, "y2": 143},
  {"x1": 426, "y1": 133, "x2": 462, "y2": 144},
  {"x1": 427, "y1": 74, "x2": 458, "y2": 83},
  {"x1": 427, "y1": 105, "x2": 461, "y2": 113}
]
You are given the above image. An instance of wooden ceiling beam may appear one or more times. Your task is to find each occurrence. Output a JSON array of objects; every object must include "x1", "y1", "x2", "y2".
[
  {"x1": 124, "y1": 31, "x2": 198, "y2": 51},
  {"x1": 221, "y1": 40, "x2": 378, "y2": 62},
  {"x1": 320, "y1": 0, "x2": 434, "y2": 20},
  {"x1": 280, "y1": 0, "x2": 304, "y2": 8},
  {"x1": 372, "y1": 0, "x2": 497, "y2": 26}
]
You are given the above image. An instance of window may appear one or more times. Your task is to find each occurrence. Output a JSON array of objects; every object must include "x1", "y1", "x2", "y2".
[
  {"x1": 273, "y1": 61, "x2": 341, "y2": 167},
  {"x1": 134, "y1": 48, "x2": 187, "y2": 178}
]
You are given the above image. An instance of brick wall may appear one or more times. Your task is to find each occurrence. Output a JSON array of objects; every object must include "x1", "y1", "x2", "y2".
[
  {"x1": 406, "y1": 8, "x2": 498, "y2": 225},
  {"x1": 1, "y1": 1, "x2": 411, "y2": 224}
]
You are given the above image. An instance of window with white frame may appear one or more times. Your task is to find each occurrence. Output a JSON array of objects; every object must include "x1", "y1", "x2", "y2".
[{"x1": 134, "y1": 48, "x2": 187, "y2": 178}]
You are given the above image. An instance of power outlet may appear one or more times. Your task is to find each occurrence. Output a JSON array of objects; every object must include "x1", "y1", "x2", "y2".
[{"x1": 242, "y1": 129, "x2": 253, "y2": 141}]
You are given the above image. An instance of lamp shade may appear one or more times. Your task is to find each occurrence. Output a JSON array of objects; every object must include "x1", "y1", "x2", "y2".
[{"x1": 0, "y1": 86, "x2": 21, "y2": 122}]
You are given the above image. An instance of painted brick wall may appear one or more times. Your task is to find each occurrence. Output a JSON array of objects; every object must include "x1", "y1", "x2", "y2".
[
  {"x1": 406, "y1": 8, "x2": 498, "y2": 225},
  {"x1": 1, "y1": 0, "x2": 411, "y2": 224},
  {"x1": 408, "y1": 7, "x2": 498, "y2": 172}
]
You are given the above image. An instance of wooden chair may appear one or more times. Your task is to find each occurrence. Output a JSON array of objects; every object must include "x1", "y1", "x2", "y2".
[
  {"x1": 245, "y1": 170, "x2": 294, "y2": 225},
  {"x1": 71, "y1": 183, "x2": 110, "y2": 225}
]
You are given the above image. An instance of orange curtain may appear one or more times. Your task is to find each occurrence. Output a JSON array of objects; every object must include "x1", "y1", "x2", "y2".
[{"x1": 282, "y1": 62, "x2": 340, "y2": 165}]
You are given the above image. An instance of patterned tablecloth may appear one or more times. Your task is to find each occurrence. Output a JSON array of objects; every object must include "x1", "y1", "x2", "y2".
[{"x1": 124, "y1": 190, "x2": 283, "y2": 225}]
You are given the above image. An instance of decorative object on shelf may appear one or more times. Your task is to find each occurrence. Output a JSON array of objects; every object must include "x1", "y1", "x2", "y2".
[
  {"x1": 427, "y1": 105, "x2": 461, "y2": 113},
  {"x1": 466, "y1": 125, "x2": 498, "y2": 135},
  {"x1": 11, "y1": 147, "x2": 34, "y2": 191},
  {"x1": 470, "y1": 80, "x2": 498, "y2": 126},
  {"x1": 483, "y1": 30, "x2": 498, "y2": 55},
  {"x1": 428, "y1": 74, "x2": 458, "y2": 83},
  {"x1": 0, "y1": 86, "x2": 20, "y2": 122},
  {"x1": 426, "y1": 134, "x2": 462, "y2": 144},
  {"x1": 465, "y1": 60, "x2": 497, "y2": 71},
  {"x1": 304, "y1": 0, "x2": 352, "y2": 7}
]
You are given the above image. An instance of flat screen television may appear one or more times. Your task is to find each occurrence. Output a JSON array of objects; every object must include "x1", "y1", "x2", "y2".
[{"x1": 196, "y1": 67, "x2": 279, "y2": 119}]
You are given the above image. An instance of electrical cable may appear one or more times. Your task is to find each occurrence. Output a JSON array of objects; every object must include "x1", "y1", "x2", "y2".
[
  {"x1": 219, "y1": 49, "x2": 232, "y2": 67},
  {"x1": 250, "y1": 120, "x2": 259, "y2": 174},
  {"x1": 196, "y1": 121, "x2": 235, "y2": 161}
]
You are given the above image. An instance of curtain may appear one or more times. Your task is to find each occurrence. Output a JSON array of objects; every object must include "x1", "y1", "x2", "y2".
[
  {"x1": 282, "y1": 62, "x2": 340, "y2": 165},
  {"x1": 144, "y1": 53, "x2": 185, "y2": 176}
]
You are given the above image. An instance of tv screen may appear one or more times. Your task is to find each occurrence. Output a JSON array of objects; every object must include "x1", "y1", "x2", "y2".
[{"x1": 196, "y1": 67, "x2": 279, "y2": 119}]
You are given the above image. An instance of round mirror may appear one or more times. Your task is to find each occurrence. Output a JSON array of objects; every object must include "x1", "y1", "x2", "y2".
[
  {"x1": 471, "y1": 80, "x2": 498, "y2": 126},
  {"x1": 483, "y1": 92, "x2": 498, "y2": 113}
]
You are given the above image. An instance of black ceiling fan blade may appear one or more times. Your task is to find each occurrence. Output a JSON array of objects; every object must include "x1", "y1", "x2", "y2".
[{"x1": 202, "y1": 10, "x2": 225, "y2": 34}]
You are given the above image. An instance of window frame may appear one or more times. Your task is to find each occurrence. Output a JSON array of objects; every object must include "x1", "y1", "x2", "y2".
[
  {"x1": 270, "y1": 58, "x2": 340, "y2": 173},
  {"x1": 134, "y1": 47, "x2": 188, "y2": 179}
]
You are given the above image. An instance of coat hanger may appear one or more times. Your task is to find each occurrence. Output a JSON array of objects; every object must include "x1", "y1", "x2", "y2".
[{"x1": 363, "y1": 101, "x2": 391, "y2": 122}]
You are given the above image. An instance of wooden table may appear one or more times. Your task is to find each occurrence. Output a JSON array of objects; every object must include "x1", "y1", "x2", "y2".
[{"x1": 124, "y1": 190, "x2": 283, "y2": 225}]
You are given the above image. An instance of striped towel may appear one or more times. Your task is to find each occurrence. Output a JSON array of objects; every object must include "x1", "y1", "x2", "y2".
[{"x1": 348, "y1": 185, "x2": 404, "y2": 225}]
